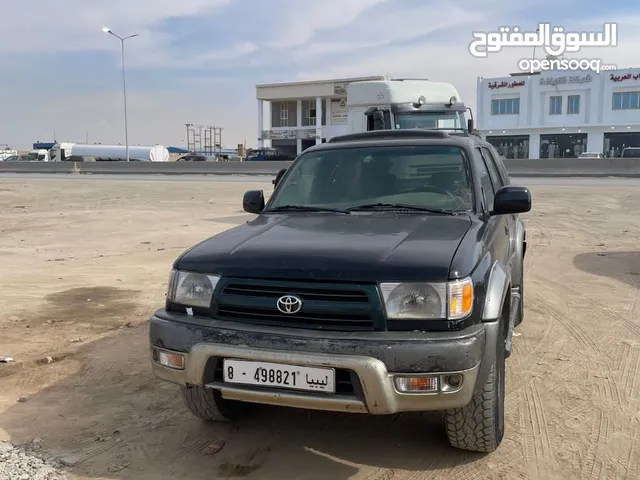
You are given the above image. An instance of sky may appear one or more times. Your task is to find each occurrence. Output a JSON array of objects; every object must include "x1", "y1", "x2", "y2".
[{"x1": 0, "y1": 0, "x2": 638, "y2": 150}]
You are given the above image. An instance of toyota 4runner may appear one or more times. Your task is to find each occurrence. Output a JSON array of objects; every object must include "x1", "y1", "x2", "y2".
[{"x1": 149, "y1": 129, "x2": 531, "y2": 453}]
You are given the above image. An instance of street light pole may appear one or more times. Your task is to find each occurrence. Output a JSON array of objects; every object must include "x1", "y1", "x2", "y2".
[{"x1": 102, "y1": 27, "x2": 138, "y2": 162}]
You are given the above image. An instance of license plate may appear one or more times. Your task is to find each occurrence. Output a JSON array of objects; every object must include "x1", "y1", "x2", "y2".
[{"x1": 222, "y1": 359, "x2": 335, "y2": 393}]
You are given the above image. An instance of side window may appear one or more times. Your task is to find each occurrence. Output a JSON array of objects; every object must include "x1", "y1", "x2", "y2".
[
  {"x1": 480, "y1": 147, "x2": 503, "y2": 192},
  {"x1": 474, "y1": 148, "x2": 495, "y2": 211},
  {"x1": 484, "y1": 146, "x2": 510, "y2": 185}
]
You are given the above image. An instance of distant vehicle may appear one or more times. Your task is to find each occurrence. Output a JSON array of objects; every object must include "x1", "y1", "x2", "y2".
[
  {"x1": 29, "y1": 148, "x2": 50, "y2": 161},
  {"x1": 49, "y1": 143, "x2": 170, "y2": 162},
  {"x1": 177, "y1": 155, "x2": 216, "y2": 162},
  {"x1": 578, "y1": 152, "x2": 604, "y2": 158},
  {"x1": 346, "y1": 78, "x2": 474, "y2": 135},
  {"x1": 244, "y1": 148, "x2": 295, "y2": 161},
  {"x1": 0, "y1": 149, "x2": 18, "y2": 161},
  {"x1": 3, "y1": 155, "x2": 25, "y2": 162},
  {"x1": 621, "y1": 147, "x2": 640, "y2": 158}
]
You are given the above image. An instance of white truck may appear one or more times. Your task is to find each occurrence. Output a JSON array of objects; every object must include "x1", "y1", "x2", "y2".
[
  {"x1": 29, "y1": 149, "x2": 51, "y2": 161},
  {"x1": 346, "y1": 78, "x2": 475, "y2": 134},
  {"x1": 0, "y1": 148, "x2": 18, "y2": 161}
]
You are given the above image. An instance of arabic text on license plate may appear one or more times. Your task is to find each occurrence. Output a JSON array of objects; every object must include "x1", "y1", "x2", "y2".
[{"x1": 222, "y1": 359, "x2": 335, "y2": 393}]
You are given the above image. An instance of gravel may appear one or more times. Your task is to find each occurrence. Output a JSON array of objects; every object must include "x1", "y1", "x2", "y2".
[{"x1": 0, "y1": 441, "x2": 67, "y2": 480}]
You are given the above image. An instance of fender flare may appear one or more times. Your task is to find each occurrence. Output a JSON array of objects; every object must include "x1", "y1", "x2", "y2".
[
  {"x1": 476, "y1": 260, "x2": 511, "y2": 394},
  {"x1": 510, "y1": 219, "x2": 526, "y2": 287},
  {"x1": 482, "y1": 261, "x2": 511, "y2": 322}
]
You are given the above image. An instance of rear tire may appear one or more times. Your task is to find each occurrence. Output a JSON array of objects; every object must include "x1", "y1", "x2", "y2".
[
  {"x1": 180, "y1": 385, "x2": 248, "y2": 422},
  {"x1": 444, "y1": 314, "x2": 506, "y2": 453}
]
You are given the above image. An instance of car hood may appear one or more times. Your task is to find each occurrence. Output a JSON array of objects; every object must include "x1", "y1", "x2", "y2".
[{"x1": 176, "y1": 213, "x2": 472, "y2": 282}]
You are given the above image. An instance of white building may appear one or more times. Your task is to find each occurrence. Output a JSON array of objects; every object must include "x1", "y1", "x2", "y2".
[
  {"x1": 476, "y1": 67, "x2": 640, "y2": 159},
  {"x1": 256, "y1": 76, "x2": 384, "y2": 156}
]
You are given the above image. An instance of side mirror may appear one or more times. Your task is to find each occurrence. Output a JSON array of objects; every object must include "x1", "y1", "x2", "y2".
[
  {"x1": 467, "y1": 118, "x2": 474, "y2": 132},
  {"x1": 272, "y1": 168, "x2": 286, "y2": 186},
  {"x1": 243, "y1": 190, "x2": 265, "y2": 214},
  {"x1": 491, "y1": 185, "x2": 531, "y2": 215}
]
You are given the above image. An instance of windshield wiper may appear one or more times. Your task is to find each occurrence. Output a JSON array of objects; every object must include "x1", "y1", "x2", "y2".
[
  {"x1": 347, "y1": 203, "x2": 456, "y2": 215},
  {"x1": 265, "y1": 205, "x2": 350, "y2": 214}
]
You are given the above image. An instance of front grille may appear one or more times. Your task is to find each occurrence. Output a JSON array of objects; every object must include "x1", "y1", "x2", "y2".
[
  {"x1": 215, "y1": 279, "x2": 377, "y2": 331},
  {"x1": 222, "y1": 284, "x2": 369, "y2": 302}
]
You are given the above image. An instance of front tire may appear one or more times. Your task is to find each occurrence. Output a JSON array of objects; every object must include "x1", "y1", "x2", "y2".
[
  {"x1": 444, "y1": 318, "x2": 506, "y2": 453},
  {"x1": 180, "y1": 385, "x2": 248, "y2": 422}
]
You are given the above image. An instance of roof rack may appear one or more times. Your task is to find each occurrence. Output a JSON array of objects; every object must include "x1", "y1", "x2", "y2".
[{"x1": 328, "y1": 130, "x2": 451, "y2": 143}]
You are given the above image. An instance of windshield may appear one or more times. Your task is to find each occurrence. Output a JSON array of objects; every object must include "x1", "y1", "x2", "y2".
[
  {"x1": 267, "y1": 146, "x2": 474, "y2": 213},
  {"x1": 394, "y1": 111, "x2": 466, "y2": 130}
]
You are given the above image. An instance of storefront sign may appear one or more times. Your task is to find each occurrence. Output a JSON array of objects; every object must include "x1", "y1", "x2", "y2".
[
  {"x1": 488, "y1": 80, "x2": 525, "y2": 89},
  {"x1": 331, "y1": 99, "x2": 348, "y2": 124},
  {"x1": 298, "y1": 129, "x2": 318, "y2": 140},
  {"x1": 540, "y1": 74, "x2": 592, "y2": 85},
  {"x1": 610, "y1": 72, "x2": 640, "y2": 82},
  {"x1": 261, "y1": 129, "x2": 317, "y2": 140}
]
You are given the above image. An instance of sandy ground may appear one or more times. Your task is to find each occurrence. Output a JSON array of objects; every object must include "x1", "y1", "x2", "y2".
[{"x1": 0, "y1": 177, "x2": 639, "y2": 480}]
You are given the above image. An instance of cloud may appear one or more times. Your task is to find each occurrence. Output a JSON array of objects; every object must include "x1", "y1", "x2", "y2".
[
  {"x1": 263, "y1": 0, "x2": 390, "y2": 49},
  {"x1": 0, "y1": 0, "x2": 233, "y2": 53},
  {"x1": 293, "y1": 4, "x2": 640, "y2": 115}
]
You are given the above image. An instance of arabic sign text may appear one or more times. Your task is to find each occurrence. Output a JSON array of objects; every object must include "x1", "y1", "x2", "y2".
[
  {"x1": 488, "y1": 80, "x2": 526, "y2": 90},
  {"x1": 610, "y1": 72, "x2": 640, "y2": 82}
]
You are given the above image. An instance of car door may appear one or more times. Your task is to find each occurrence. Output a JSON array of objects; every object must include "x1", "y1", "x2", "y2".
[
  {"x1": 481, "y1": 146, "x2": 520, "y2": 276},
  {"x1": 482, "y1": 146, "x2": 516, "y2": 236},
  {"x1": 473, "y1": 147, "x2": 511, "y2": 271}
]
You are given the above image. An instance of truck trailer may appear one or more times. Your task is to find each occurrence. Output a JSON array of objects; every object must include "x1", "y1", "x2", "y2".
[{"x1": 49, "y1": 143, "x2": 170, "y2": 162}]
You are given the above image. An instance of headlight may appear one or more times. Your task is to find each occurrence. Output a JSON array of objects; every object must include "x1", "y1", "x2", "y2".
[
  {"x1": 166, "y1": 269, "x2": 220, "y2": 308},
  {"x1": 379, "y1": 277, "x2": 473, "y2": 320}
]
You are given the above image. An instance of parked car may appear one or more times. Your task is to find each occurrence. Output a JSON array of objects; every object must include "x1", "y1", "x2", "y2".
[
  {"x1": 578, "y1": 152, "x2": 604, "y2": 158},
  {"x1": 621, "y1": 147, "x2": 640, "y2": 158},
  {"x1": 150, "y1": 129, "x2": 532, "y2": 453},
  {"x1": 244, "y1": 148, "x2": 296, "y2": 161},
  {"x1": 177, "y1": 155, "x2": 216, "y2": 162}
]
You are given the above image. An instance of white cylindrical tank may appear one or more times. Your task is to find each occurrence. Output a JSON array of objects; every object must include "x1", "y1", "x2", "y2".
[
  {"x1": 68, "y1": 144, "x2": 169, "y2": 161},
  {"x1": 149, "y1": 145, "x2": 169, "y2": 162}
]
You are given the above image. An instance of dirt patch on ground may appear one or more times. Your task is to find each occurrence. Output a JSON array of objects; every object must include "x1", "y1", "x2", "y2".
[{"x1": 0, "y1": 177, "x2": 639, "y2": 480}]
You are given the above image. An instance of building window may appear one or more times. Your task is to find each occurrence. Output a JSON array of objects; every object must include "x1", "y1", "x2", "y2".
[
  {"x1": 540, "y1": 133, "x2": 587, "y2": 158},
  {"x1": 613, "y1": 91, "x2": 640, "y2": 110},
  {"x1": 485, "y1": 135, "x2": 530, "y2": 159},
  {"x1": 549, "y1": 96, "x2": 562, "y2": 115},
  {"x1": 279, "y1": 102, "x2": 289, "y2": 126},
  {"x1": 567, "y1": 95, "x2": 580, "y2": 114},
  {"x1": 302, "y1": 100, "x2": 317, "y2": 127},
  {"x1": 490, "y1": 98, "x2": 519, "y2": 115}
]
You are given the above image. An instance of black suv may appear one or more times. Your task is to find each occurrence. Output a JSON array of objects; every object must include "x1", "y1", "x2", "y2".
[{"x1": 149, "y1": 129, "x2": 531, "y2": 453}]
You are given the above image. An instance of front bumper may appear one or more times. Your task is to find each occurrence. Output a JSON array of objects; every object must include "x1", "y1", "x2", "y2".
[{"x1": 150, "y1": 309, "x2": 494, "y2": 415}]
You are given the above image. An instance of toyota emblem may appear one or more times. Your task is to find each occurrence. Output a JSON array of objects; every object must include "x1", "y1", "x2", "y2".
[{"x1": 276, "y1": 295, "x2": 303, "y2": 314}]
